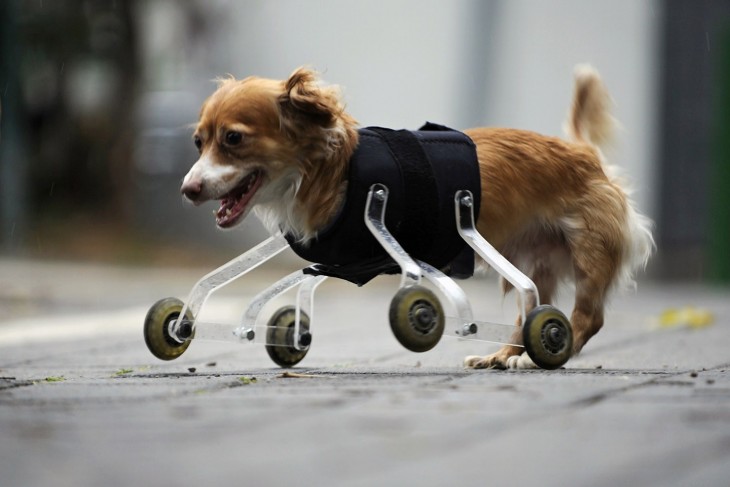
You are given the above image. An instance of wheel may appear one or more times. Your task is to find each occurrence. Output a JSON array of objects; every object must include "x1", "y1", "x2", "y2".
[
  {"x1": 265, "y1": 306, "x2": 311, "y2": 368},
  {"x1": 143, "y1": 297, "x2": 194, "y2": 361},
  {"x1": 522, "y1": 305, "x2": 573, "y2": 370},
  {"x1": 389, "y1": 285, "x2": 445, "y2": 353}
]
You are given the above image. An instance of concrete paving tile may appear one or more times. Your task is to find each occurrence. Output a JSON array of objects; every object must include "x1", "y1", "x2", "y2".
[{"x1": 1, "y1": 258, "x2": 729, "y2": 486}]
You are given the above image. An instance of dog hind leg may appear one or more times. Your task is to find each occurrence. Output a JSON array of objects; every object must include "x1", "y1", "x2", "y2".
[{"x1": 465, "y1": 258, "x2": 560, "y2": 369}]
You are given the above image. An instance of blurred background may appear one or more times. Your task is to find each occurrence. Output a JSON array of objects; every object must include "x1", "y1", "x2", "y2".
[{"x1": 0, "y1": 0, "x2": 729, "y2": 282}]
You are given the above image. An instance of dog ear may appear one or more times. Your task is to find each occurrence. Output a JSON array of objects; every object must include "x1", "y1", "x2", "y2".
[{"x1": 279, "y1": 67, "x2": 340, "y2": 127}]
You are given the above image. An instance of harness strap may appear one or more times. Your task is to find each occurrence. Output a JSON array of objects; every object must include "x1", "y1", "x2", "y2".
[{"x1": 368, "y1": 128, "x2": 439, "y2": 260}]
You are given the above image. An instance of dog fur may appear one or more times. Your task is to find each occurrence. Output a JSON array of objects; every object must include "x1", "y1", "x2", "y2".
[{"x1": 181, "y1": 65, "x2": 654, "y2": 369}]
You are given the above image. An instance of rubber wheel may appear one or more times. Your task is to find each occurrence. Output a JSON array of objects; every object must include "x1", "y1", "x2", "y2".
[
  {"x1": 265, "y1": 306, "x2": 311, "y2": 368},
  {"x1": 389, "y1": 286, "x2": 445, "y2": 353},
  {"x1": 143, "y1": 297, "x2": 194, "y2": 361},
  {"x1": 522, "y1": 305, "x2": 573, "y2": 370}
]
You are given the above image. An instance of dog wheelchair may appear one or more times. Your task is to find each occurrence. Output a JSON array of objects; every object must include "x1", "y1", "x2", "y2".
[{"x1": 143, "y1": 125, "x2": 573, "y2": 369}]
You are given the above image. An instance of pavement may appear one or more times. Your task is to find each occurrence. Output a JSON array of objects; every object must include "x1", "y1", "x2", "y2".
[{"x1": 1, "y1": 255, "x2": 729, "y2": 487}]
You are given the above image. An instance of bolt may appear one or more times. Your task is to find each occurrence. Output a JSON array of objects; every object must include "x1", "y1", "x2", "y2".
[
  {"x1": 547, "y1": 326, "x2": 564, "y2": 344},
  {"x1": 178, "y1": 320, "x2": 193, "y2": 339},
  {"x1": 299, "y1": 332, "x2": 312, "y2": 347},
  {"x1": 415, "y1": 307, "x2": 433, "y2": 325},
  {"x1": 234, "y1": 328, "x2": 255, "y2": 341},
  {"x1": 460, "y1": 195, "x2": 472, "y2": 207},
  {"x1": 460, "y1": 323, "x2": 478, "y2": 336}
]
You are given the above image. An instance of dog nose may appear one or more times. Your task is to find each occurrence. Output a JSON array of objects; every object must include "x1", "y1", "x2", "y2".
[{"x1": 181, "y1": 179, "x2": 203, "y2": 201}]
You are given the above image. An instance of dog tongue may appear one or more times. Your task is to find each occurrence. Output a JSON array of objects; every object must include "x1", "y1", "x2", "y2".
[
  {"x1": 217, "y1": 197, "x2": 234, "y2": 218},
  {"x1": 215, "y1": 171, "x2": 260, "y2": 228},
  {"x1": 216, "y1": 192, "x2": 247, "y2": 227}
]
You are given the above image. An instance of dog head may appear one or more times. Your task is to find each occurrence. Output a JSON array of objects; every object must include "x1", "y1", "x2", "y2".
[{"x1": 181, "y1": 67, "x2": 358, "y2": 238}]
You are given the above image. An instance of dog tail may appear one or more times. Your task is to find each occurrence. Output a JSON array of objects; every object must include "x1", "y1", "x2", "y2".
[
  {"x1": 565, "y1": 66, "x2": 655, "y2": 290},
  {"x1": 564, "y1": 65, "x2": 616, "y2": 149}
]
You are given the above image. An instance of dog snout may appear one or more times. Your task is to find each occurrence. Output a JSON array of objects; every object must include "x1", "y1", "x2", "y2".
[{"x1": 181, "y1": 178, "x2": 203, "y2": 202}]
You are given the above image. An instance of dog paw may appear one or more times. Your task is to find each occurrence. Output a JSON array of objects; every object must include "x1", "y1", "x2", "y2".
[
  {"x1": 464, "y1": 354, "x2": 509, "y2": 370},
  {"x1": 505, "y1": 354, "x2": 537, "y2": 370},
  {"x1": 465, "y1": 351, "x2": 538, "y2": 370}
]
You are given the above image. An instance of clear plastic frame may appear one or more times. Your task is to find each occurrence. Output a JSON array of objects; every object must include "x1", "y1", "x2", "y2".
[{"x1": 159, "y1": 186, "x2": 552, "y2": 353}]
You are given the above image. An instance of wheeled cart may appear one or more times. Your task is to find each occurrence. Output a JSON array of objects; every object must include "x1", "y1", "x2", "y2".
[{"x1": 143, "y1": 185, "x2": 573, "y2": 370}]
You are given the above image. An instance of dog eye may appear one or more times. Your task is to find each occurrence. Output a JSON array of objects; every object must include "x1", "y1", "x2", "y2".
[
  {"x1": 224, "y1": 131, "x2": 243, "y2": 146},
  {"x1": 193, "y1": 135, "x2": 202, "y2": 151}
]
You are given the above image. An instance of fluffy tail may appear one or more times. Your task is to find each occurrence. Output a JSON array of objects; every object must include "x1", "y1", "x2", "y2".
[
  {"x1": 565, "y1": 65, "x2": 655, "y2": 289},
  {"x1": 564, "y1": 64, "x2": 616, "y2": 149}
]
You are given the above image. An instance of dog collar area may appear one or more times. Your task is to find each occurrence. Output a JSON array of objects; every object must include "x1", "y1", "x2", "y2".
[{"x1": 285, "y1": 122, "x2": 481, "y2": 286}]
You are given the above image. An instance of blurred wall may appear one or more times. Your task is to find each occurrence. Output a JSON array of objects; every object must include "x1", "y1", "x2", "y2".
[
  {"x1": 1, "y1": 0, "x2": 139, "y2": 257},
  {"x1": 484, "y1": 0, "x2": 659, "y2": 220},
  {"x1": 15, "y1": 1, "x2": 730, "y2": 281},
  {"x1": 223, "y1": 1, "x2": 658, "y2": 221},
  {"x1": 135, "y1": 0, "x2": 659, "y2": 253},
  {"x1": 656, "y1": 0, "x2": 730, "y2": 281}
]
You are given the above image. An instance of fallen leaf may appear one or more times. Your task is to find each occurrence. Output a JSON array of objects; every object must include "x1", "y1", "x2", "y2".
[{"x1": 658, "y1": 307, "x2": 714, "y2": 329}]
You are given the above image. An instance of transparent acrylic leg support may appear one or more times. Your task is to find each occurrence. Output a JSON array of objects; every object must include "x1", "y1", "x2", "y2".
[
  {"x1": 163, "y1": 186, "x2": 543, "y2": 354},
  {"x1": 167, "y1": 235, "x2": 289, "y2": 343},
  {"x1": 364, "y1": 184, "x2": 421, "y2": 288},
  {"x1": 455, "y1": 190, "x2": 540, "y2": 325},
  {"x1": 234, "y1": 271, "x2": 327, "y2": 349},
  {"x1": 170, "y1": 251, "x2": 327, "y2": 349},
  {"x1": 166, "y1": 235, "x2": 316, "y2": 346},
  {"x1": 363, "y1": 184, "x2": 523, "y2": 347}
]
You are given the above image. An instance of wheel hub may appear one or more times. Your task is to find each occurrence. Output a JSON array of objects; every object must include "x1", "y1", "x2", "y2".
[
  {"x1": 164, "y1": 314, "x2": 185, "y2": 346},
  {"x1": 541, "y1": 321, "x2": 567, "y2": 354},
  {"x1": 177, "y1": 319, "x2": 194, "y2": 340},
  {"x1": 410, "y1": 301, "x2": 437, "y2": 333}
]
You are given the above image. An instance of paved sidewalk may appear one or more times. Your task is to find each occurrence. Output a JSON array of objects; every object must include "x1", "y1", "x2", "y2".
[{"x1": 1, "y1": 258, "x2": 729, "y2": 487}]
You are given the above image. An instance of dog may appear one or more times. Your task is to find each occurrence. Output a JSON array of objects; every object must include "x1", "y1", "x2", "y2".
[{"x1": 180, "y1": 65, "x2": 654, "y2": 369}]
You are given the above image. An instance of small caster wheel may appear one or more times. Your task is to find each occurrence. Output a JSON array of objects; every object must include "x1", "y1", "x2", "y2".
[
  {"x1": 523, "y1": 305, "x2": 573, "y2": 370},
  {"x1": 144, "y1": 297, "x2": 194, "y2": 361},
  {"x1": 389, "y1": 285, "x2": 445, "y2": 353},
  {"x1": 265, "y1": 306, "x2": 311, "y2": 368}
]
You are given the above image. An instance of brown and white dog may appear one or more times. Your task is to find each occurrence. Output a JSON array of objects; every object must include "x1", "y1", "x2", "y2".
[{"x1": 181, "y1": 66, "x2": 654, "y2": 369}]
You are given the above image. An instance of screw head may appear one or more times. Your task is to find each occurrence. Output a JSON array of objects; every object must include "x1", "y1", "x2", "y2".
[
  {"x1": 178, "y1": 320, "x2": 193, "y2": 339},
  {"x1": 415, "y1": 307, "x2": 434, "y2": 325},
  {"x1": 299, "y1": 332, "x2": 312, "y2": 347}
]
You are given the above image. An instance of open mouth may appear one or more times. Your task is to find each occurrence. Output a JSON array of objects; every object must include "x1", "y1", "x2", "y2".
[{"x1": 215, "y1": 169, "x2": 263, "y2": 228}]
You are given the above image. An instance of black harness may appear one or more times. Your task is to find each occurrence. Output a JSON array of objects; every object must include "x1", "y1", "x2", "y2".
[{"x1": 285, "y1": 122, "x2": 481, "y2": 285}]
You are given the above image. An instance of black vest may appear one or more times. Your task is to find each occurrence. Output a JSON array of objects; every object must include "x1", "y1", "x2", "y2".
[{"x1": 285, "y1": 123, "x2": 481, "y2": 285}]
